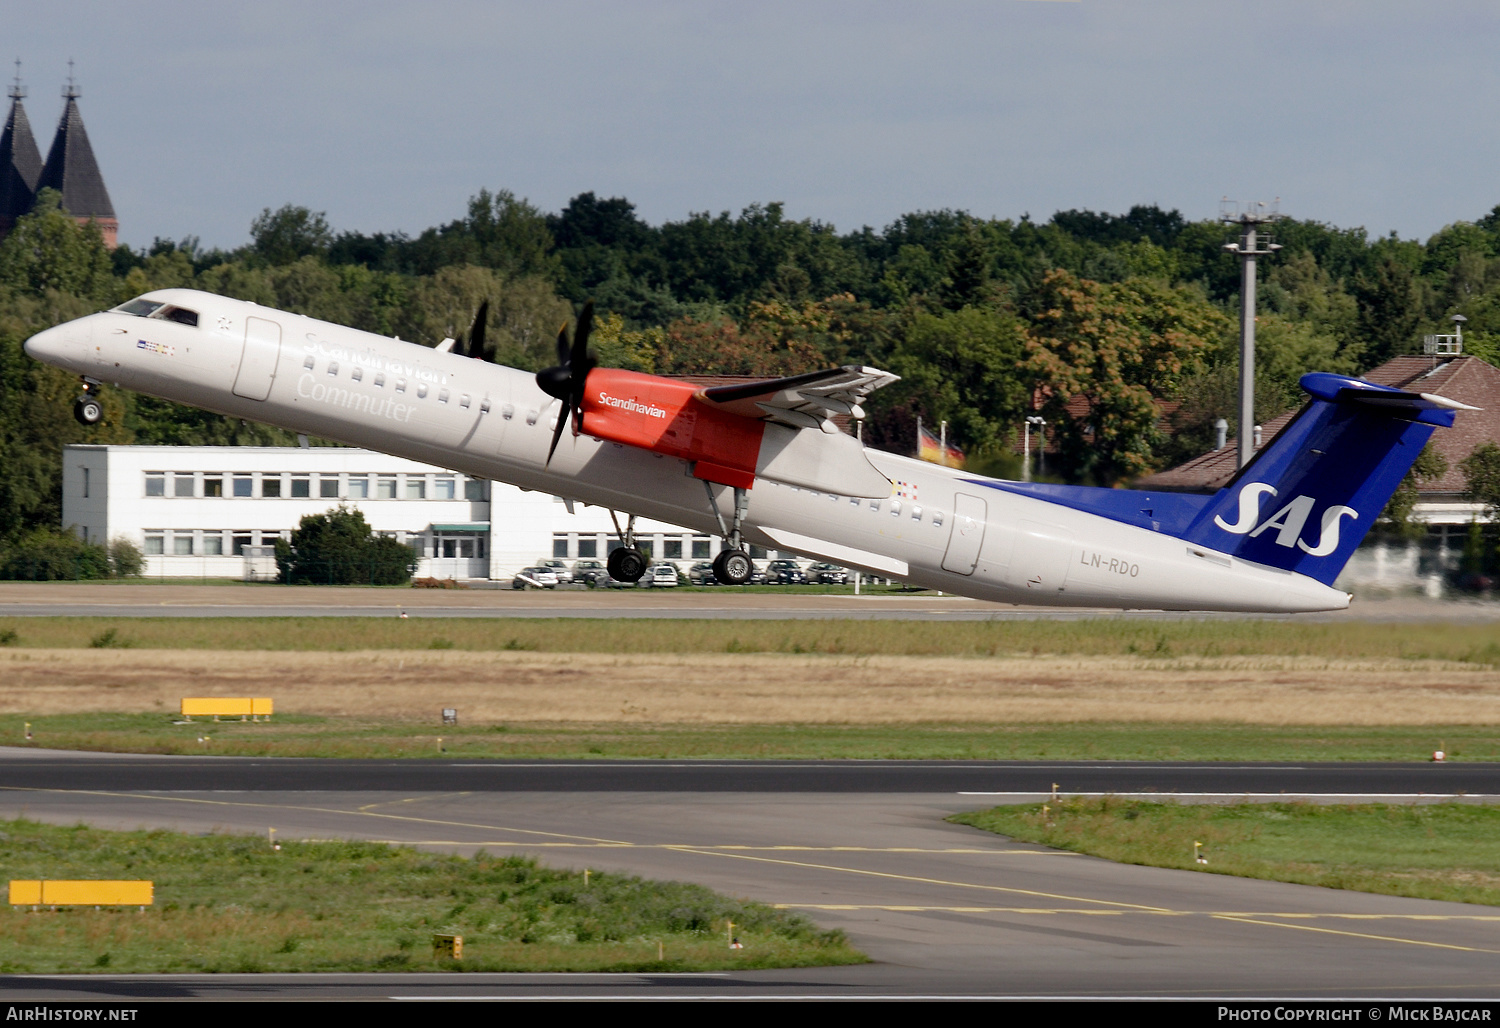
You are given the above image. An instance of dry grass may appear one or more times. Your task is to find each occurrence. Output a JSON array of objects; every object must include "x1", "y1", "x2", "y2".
[{"x1": 4, "y1": 648, "x2": 1499, "y2": 725}]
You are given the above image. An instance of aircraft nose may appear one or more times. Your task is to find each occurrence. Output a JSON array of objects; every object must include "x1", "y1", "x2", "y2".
[{"x1": 23, "y1": 319, "x2": 92, "y2": 369}]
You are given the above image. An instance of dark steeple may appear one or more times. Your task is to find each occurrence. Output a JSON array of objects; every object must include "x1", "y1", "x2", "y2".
[
  {"x1": 0, "y1": 61, "x2": 43, "y2": 236},
  {"x1": 36, "y1": 64, "x2": 116, "y2": 246}
]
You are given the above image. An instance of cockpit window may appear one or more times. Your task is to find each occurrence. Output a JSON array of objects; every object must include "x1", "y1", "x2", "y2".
[
  {"x1": 115, "y1": 299, "x2": 163, "y2": 317},
  {"x1": 112, "y1": 298, "x2": 199, "y2": 327}
]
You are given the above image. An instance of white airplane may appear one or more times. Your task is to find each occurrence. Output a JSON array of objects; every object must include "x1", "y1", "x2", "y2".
[{"x1": 23, "y1": 288, "x2": 1474, "y2": 612}]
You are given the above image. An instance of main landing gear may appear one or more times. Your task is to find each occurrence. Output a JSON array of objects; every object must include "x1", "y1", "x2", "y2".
[
  {"x1": 607, "y1": 511, "x2": 647, "y2": 583},
  {"x1": 73, "y1": 381, "x2": 103, "y2": 426},
  {"x1": 704, "y1": 481, "x2": 753, "y2": 585}
]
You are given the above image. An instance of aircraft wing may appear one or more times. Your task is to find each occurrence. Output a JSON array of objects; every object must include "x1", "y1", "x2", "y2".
[{"x1": 695, "y1": 366, "x2": 899, "y2": 432}]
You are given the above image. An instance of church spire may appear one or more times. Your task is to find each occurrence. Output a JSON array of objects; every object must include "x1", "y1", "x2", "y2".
[
  {"x1": 36, "y1": 62, "x2": 116, "y2": 247},
  {"x1": 0, "y1": 59, "x2": 43, "y2": 238}
]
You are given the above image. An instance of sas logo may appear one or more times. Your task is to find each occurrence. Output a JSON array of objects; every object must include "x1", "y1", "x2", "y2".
[{"x1": 1212, "y1": 482, "x2": 1357, "y2": 557}]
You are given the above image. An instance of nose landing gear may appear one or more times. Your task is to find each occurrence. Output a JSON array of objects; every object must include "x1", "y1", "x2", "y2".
[{"x1": 73, "y1": 381, "x2": 103, "y2": 426}]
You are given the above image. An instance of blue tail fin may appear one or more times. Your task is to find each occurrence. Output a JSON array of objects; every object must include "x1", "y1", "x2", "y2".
[
  {"x1": 1179, "y1": 373, "x2": 1462, "y2": 584},
  {"x1": 968, "y1": 373, "x2": 1467, "y2": 587}
]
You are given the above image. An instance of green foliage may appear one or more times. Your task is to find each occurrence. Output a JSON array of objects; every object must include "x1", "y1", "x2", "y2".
[
  {"x1": 0, "y1": 528, "x2": 111, "y2": 581},
  {"x1": 1460, "y1": 440, "x2": 1500, "y2": 518},
  {"x1": 251, "y1": 205, "x2": 333, "y2": 266},
  {"x1": 0, "y1": 189, "x2": 113, "y2": 299},
  {"x1": 107, "y1": 537, "x2": 144, "y2": 578},
  {"x1": 275, "y1": 506, "x2": 418, "y2": 586}
]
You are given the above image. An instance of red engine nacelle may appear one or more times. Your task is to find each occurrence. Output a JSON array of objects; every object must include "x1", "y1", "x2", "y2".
[{"x1": 579, "y1": 368, "x2": 765, "y2": 490}]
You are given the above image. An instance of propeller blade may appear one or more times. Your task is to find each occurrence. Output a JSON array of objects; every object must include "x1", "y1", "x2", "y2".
[
  {"x1": 469, "y1": 300, "x2": 489, "y2": 362},
  {"x1": 545, "y1": 401, "x2": 569, "y2": 465},
  {"x1": 555, "y1": 325, "x2": 571, "y2": 367}
]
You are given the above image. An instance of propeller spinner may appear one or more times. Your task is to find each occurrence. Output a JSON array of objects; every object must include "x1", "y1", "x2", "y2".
[{"x1": 536, "y1": 301, "x2": 596, "y2": 465}]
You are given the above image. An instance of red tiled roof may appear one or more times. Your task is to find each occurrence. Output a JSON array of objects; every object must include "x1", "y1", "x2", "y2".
[{"x1": 1137, "y1": 355, "x2": 1500, "y2": 494}]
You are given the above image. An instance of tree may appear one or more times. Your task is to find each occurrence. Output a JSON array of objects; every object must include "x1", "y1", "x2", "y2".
[
  {"x1": 274, "y1": 506, "x2": 417, "y2": 585},
  {"x1": 1377, "y1": 443, "x2": 1449, "y2": 538},
  {"x1": 1461, "y1": 441, "x2": 1500, "y2": 520},
  {"x1": 250, "y1": 205, "x2": 333, "y2": 266},
  {"x1": 1023, "y1": 270, "x2": 1228, "y2": 485},
  {"x1": 0, "y1": 189, "x2": 112, "y2": 299}
]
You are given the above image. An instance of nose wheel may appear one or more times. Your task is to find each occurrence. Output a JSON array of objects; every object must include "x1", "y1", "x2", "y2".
[{"x1": 73, "y1": 383, "x2": 103, "y2": 426}]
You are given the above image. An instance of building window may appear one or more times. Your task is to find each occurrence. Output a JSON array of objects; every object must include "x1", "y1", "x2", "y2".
[
  {"x1": 144, "y1": 533, "x2": 164, "y2": 555},
  {"x1": 664, "y1": 538, "x2": 683, "y2": 560},
  {"x1": 262, "y1": 477, "x2": 281, "y2": 498},
  {"x1": 204, "y1": 476, "x2": 223, "y2": 497},
  {"x1": 81, "y1": 467, "x2": 89, "y2": 499},
  {"x1": 145, "y1": 474, "x2": 165, "y2": 497},
  {"x1": 406, "y1": 478, "x2": 426, "y2": 500},
  {"x1": 434, "y1": 477, "x2": 455, "y2": 500},
  {"x1": 173, "y1": 535, "x2": 193, "y2": 556},
  {"x1": 173, "y1": 473, "x2": 194, "y2": 497},
  {"x1": 291, "y1": 476, "x2": 311, "y2": 498},
  {"x1": 233, "y1": 476, "x2": 253, "y2": 497},
  {"x1": 464, "y1": 479, "x2": 486, "y2": 501},
  {"x1": 232, "y1": 533, "x2": 254, "y2": 556},
  {"x1": 348, "y1": 476, "x2": 369, "y2": 499},
  {"x1": 692, "y1": 536, "x2": 711, "y2": 559},
  {"x1": 203, "y1": 534, "x2": 224, "y2": 556},
  {"x1": 553, "y1": 535, "x2": 569, "y2": 558},
  {"x1": 377, "y1": 477, "x2": 397, "y2": 500},
  {"x1": 319, "y1": 476, "x2": 339, "y2": 498},
  {"x1": 578, "y1": 537, "x2": 598, "y2": 558}
]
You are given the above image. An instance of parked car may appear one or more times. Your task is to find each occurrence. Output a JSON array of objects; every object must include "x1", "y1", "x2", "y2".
[
  {"x1": 511, "y1": 566, "x2": 560, "y2": 589},
  {"x1": 687, "y1": 561, "x2": 719, "y2": 585},
  {"x1": 537, "y1": 559, "x2": 574, "y2": 583},
  {"x1": 808, "y1": 562, "x2": 849, "y2": 584},
  {"x1": 644, "y1": 563, "x2": 680, "y2": 587},
  {"x1": 571, "y1": 559, "x2": 608, "y2": 585},
  {"x1": 766, "y1": 559, "x2": 808, "y2": 584}
]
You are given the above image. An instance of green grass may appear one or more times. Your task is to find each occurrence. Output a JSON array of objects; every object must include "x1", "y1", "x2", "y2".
[
  {"x1": 953, "y1": 800, "x2": 1500, "y2": 906},
  {"x1": 2, "y1": 616, "x2": 1499, "y2": 661},
  {"x1": 0, "y1": 819, "x2": 863, "y2": 974},
  {"x1": 5, "y1": 714, "x2": 1496, "y2": 761}
]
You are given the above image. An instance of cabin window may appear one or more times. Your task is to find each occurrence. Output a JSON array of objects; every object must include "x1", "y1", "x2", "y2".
[
  {"x1": 461, "y1": 395, "x2": 472, "y2": 409},
  {"x1": 373, "y1": 373, "x2": 385, "y2": 388},
  {"x1": 145, "y1": 473, "x2": 165, "y2": 497},
  {"x1": 480, "y1": 399, "x2": 491, "y2": 414},
  {"x1": 501, "y1": 403, "x2": 514, "y2": 420},
  {"x1": 327, "y1": 362, "x2": 339, "y2": 376},
  {"x1": 395, "y1": 378, "x2": 406, "y2": 393},
  {"x1": 933, "y1": 510, "x2": 944, "y2": 527},
  {"x1": 439, "y1": 389, "x2": 449, "y2": 404},
  {"x1": 912, "y1": 505, "x2": 922, "y2": 521},
  {"x1": 850, "y1": 496, "x2": 860, "y2": 506},
  {"x1": 416, "y1": 383, "x2": 428, "y2": 399},
  {"x1": 303, "y1": 356, "x2": 315, "y2": 370},
  {"x1": 890, "y1": 500, "x2": 901, "y2": 517},
  {"x1": 351, "y1": 367, "x2": 363, "y2": 382},
  {"x1": 869, "y1": 499, "x2": 880, "y2": 512}
]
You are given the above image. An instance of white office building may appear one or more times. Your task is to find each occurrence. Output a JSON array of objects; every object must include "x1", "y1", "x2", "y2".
[{"x1": 60, "y1": 445, "x2": 753, "y2": 581}]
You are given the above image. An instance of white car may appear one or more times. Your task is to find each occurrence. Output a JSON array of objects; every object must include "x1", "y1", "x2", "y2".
[
  {"x1": 511, "y1": 566, "x2": 560, "y2": 589},
  {"x1": 644, "y1": 564, "x2": 680, "y2": 587}
]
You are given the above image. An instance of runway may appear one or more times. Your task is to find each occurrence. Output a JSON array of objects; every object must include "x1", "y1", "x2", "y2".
[
  {"x1": 3, "y1": 754, "x2": 1499, "y2": 1001},
  {"x1": 4, "y1": 582, "x2": 1500, "y2": 621}
]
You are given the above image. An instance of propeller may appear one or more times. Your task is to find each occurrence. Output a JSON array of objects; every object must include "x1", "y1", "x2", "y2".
[
  {"x1": 454, "y1": 299, "x2": 489, "y2": 360},
  {"x1": 536, "y1": 300, "x2": 596, "y2": 465}
]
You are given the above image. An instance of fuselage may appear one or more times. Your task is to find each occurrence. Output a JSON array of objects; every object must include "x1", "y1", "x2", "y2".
[{"x1": 24, "y1": 289, "x2": 1350, "y2": 612}]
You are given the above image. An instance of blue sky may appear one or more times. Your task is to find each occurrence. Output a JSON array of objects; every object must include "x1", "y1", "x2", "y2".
[{"x1": 14, "y1": 1, "x2": 1500, "y2": 251}]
